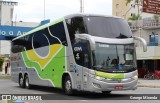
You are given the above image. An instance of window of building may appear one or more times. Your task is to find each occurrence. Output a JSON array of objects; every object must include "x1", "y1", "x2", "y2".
[
  {"x1": 116, "y1": 4, "x2": 119, "y2": 8},
  {"x1": 149, "y1": 33, "x2": 158, "y2": 46}
]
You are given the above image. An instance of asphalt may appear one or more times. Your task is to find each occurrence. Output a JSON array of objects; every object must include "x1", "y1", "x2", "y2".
[
  {"x1": 138, "y1": 78, "x2": 160, "y2": 88},
  {"x1": 0, "y1": 75, "x2": 160, "y2": 88}
]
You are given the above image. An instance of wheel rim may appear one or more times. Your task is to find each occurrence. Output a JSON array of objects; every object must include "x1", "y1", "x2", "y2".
[
  {"x1": 65, "y1": 80, "x2": 71, "y2": 92},
  {"x1": 26, "y1": 77, "x2": 29, "y2": 87},
  {"x1": 20, "y1": 77, "x2": 23, "y2": 86}
]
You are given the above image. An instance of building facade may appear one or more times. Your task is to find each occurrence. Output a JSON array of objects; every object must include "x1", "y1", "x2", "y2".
[
  {"x1": 112, "y1": 0, "x2": 153, "y2": 20},
  {"x1": 0, "y1": 0, "x2": 39, "y2": 74}
]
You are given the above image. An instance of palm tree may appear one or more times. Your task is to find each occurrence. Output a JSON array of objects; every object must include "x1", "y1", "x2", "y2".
[
  {"x1": 126, "y1": 0, "x2": 142, "y2": 20},
  {"x1": 126, "y1": 0, "x2": 133, "y2": 6},
  {"x1": 128, "y1": 13, "x2": 140, "y2": 29},
  {"x1": 128, "y1": 13, "x2": 139, "y2": 21},
  {"x1": 153, "y1": 14, "x2": 160, "y2": 25}
]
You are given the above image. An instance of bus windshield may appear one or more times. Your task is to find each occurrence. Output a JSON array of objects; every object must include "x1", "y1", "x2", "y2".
[
  {"x1": 84, "y1": 16, "x2": 132, "y2": 38},
  {"x1": 93, "y1": 43, "x2": 136, "y2": 73}
]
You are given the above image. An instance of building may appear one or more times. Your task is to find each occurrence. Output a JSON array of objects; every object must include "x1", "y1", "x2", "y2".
[
  {"x1": 112, "y1": 0, "x2": 130, "y2": 19},
  {"x1": 0, "y1": 0, "x2": 40, "y2": 74},
  {"x1": 112, "y1": 0, "x2": 153, "y2": 20},
  {"x1": 113, "y1": 0, "x2": 160, "y2": 78}
]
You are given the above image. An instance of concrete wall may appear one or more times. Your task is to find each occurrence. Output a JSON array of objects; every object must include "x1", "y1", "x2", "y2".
[
  {"x1": 136, "y1": 46, "x2": 160, "y2": 60},
  {"x1": 132, "y1": 27, "x2": 160, "y2": 47},
  {"x1": 1, "y1": 4, "x2": 14, "y2": 25},
  {"x1": 0, "y1": 40, "x2": 11, "y2": 55},
  {"x1": 112, "y1": 0, "x2": 131, "y2": 19}
]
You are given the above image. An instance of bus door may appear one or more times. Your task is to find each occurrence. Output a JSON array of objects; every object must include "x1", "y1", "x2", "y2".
[{"x1": 72, "y1": 39, "x2": 91, "y2": 91}]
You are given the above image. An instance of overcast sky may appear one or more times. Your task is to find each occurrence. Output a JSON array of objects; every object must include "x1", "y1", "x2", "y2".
[{"x1": 12, "y1": 0, "x2": 112, "y2": 22}]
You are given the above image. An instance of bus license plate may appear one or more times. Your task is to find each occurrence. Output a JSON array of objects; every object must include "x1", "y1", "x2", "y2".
[{"x1": 115, "y1": 85, "x2": 123, "y2": 90}]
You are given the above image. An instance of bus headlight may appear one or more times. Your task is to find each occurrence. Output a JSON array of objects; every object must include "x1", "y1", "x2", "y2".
[
  {"x1": 95, "y1": 76, "x2": 105, "y2": 81},
  {"x1": 88, "y1": 73, "x2": 105, "y2": 81},
  {"x1": 132, "y1": 75, "x2": 138, "y2": 80}
]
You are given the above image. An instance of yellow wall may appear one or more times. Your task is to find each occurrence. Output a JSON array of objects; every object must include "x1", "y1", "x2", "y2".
[{"x1": 112, "y1": 0, "x2": 131, "y2": 19}]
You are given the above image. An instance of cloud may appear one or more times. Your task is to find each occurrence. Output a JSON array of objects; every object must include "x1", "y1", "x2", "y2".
[{"x1": 12, "y1": 0, "x2": 112, "y2": 22}]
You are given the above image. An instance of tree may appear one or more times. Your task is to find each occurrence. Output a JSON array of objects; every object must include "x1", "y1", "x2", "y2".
[
  {"x1": 0, "y1": 57, "x2": 4, "y2": 71},
  {"x1": 128, "y1": 13, "x2": 139, "y2": 21},
  {"x1": 126, "y1": 0, "x2": 133, "y2": 6},
  {"x1": 153, "y1": 14, "x2": 160, "y2": 24},
  {"x1": 126, "y1": 0, "x2": 142, "y2": 20}
]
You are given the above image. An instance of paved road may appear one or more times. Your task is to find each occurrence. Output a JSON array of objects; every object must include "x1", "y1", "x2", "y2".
[{"x1": 0, "y1": 79, "x2": 160, "y2": 103}]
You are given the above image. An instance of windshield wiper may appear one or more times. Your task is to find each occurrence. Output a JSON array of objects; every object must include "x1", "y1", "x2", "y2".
[{"x1": 116, "y1": 33, "x2": 128, "y2": 39}]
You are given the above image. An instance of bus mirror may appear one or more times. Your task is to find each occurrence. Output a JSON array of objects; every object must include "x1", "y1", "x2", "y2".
[
  {"x1": 133, "y1": 36, "x2": 147, "y2": 52},
  {"x1": 75, "y1": 34, "x2": 95, "y2": 50}
]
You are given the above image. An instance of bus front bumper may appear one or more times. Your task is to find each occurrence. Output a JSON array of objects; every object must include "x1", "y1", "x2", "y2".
[{"x1": 88, "y1": 76, "x2": 138, "y2": 93}]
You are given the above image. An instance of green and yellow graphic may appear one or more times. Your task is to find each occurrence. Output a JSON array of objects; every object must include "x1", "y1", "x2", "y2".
[{"x1": 21, "y1": 26, "x2": 66, "y2": 88}]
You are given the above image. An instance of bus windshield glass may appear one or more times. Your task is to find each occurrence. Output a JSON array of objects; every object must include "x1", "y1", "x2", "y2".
[
  {"x1": 84, "y1": 16, "x2": 132, "y2": 38},
  {"x1": 93, "y1": 43, "x2": 136, "y2": 73}
]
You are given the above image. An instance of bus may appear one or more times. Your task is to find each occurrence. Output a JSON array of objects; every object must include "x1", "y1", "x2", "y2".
[{"x1": 11, "y1": 14, "x2": 147, "y2": 95}]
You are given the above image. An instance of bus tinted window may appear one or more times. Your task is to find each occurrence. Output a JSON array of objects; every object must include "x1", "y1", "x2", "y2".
[
  {"x1": 32, "y1": 30, "x2": 49, "y2": 49},
  {"x1": 12, "y1": 21, "x2": 68, "y2": 52},
  {"x1": 25, "y1": 35, "x2": 32, "y2": 50},
  {"x1": 49, "y1": 22, "x2": 67, "y2": 45},
  {"x1": 66, "y1": 17, "x2": 87, "y2": 42},
  {"x1": 85, "y1": 17, "x2": 132, "y2": 38},
  {"x1": 72, "y1": 39, "x2": 91, "y2": 68},
  {"x1": 12, "y1": 39, "x2": 26, "y2": 53}
]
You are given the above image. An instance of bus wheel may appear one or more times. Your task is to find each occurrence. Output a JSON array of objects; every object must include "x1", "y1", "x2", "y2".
[
  {"x1": 64, "y1": 76, "x2": 73, "y2": 95},
  {"x1": 19, "y1": 75, "x2": 25, "y2": 88},
  {"x1": 102, "y1": 91, "x2": 111, "y2": 95},
  {"x1": 24, "y1": 75, "x2": 31, "y2": 89}
]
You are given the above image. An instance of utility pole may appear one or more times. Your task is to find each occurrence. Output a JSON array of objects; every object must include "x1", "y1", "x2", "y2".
[
  {"x1": 80, "y1": 0, "x2": 84, "y2": 13},
  {"x1": 44, "y1": 0, "x2": 45, "y2": 20}
]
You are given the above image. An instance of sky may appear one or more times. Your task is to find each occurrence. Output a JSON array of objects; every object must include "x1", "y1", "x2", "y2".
[{"x1": 11, "y1": 0, "x2": 112, "y2": 23}]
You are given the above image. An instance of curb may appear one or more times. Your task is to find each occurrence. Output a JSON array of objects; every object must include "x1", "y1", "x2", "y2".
[{"x1": 138, "y1": 84, "x2": 160, "y2": 88}]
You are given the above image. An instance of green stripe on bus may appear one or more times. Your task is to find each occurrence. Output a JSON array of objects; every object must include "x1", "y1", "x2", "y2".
[
  {"x1": 21, "y1": 46, "x2": 66, "y2": 88},
  {"x1": 96, "y1": 71, "x2": 124, "y2": 79}
]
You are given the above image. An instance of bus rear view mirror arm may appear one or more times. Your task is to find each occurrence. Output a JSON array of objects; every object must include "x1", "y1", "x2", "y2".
[{"x1": 133, "y1": 36, "x2": 147, "y2": 52}]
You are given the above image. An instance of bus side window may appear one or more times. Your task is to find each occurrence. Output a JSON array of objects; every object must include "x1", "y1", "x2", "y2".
[
  {"x1": 72, "y1": 39, "x2": 91, "y2": 68},
  {"x1": 12, "y1": 39, "x2": 26, "y2": 53},
  {"x1": 11, "y1": 45, "x2": 24, "y2": 53},
  {"x1": 66, "y1": 17, "x2": 87, "y2": 44},
  {"x1": 49, "y1": 22, "x2": 68, "y2": 46}
]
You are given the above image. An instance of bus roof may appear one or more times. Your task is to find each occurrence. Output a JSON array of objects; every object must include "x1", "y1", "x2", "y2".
[
  {"x1": 64, "y1": 13, "x2": 121, "y2": 19},
  {"x1": 12, "y1": 13, "x2": 121, "y2": 41}
]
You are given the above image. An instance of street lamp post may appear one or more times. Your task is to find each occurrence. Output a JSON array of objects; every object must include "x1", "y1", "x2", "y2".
[
  {"x1": 139, "y1": 27, "x2": 142, "y2": 46},
  {"x1": 44, "y1": 0, "x2": 45, "y2": 20},
  {"x1": 80, "y1": 0, "x2": 84, "y2": 13}
]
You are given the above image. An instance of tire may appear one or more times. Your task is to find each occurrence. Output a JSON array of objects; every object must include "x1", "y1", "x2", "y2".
[
  {"x1": 19, "y1": 75, "x2": 25, "y2": 88},
  {"x1": 64, "y1": 76, "x2": 73, "y2": 95},
  {"x1": 102, "y1": 91, "x2": 111, "y2": 95},
  {"x1": 24, "y1": 75, "x2": 31, "y2": 89}
]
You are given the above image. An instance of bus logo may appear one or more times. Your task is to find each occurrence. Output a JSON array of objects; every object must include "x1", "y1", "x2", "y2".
[{"x1": 74, "y1": 47, "x2": 82, "y2": 52}]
